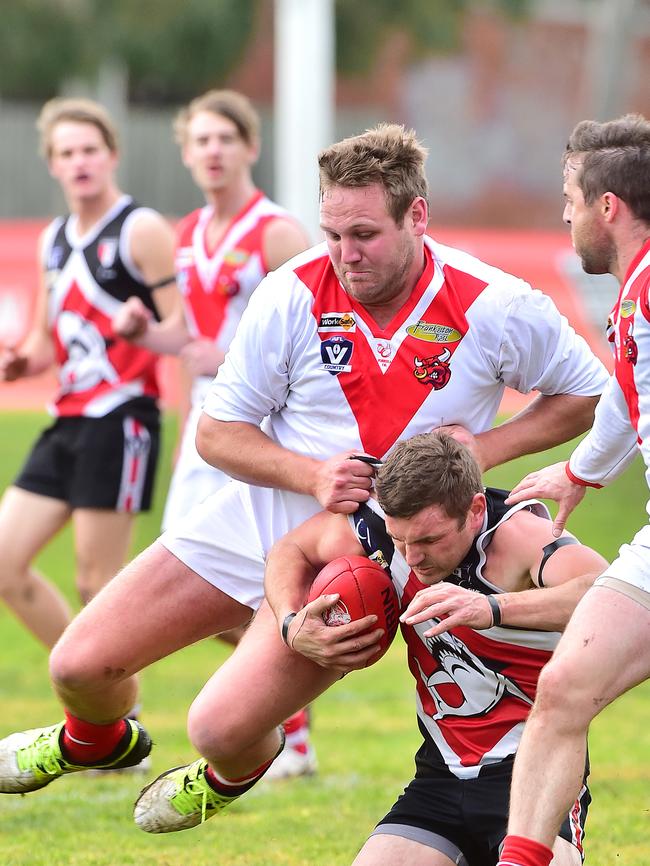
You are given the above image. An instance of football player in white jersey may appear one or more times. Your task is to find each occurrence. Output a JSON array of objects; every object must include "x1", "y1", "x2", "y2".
[
  {"x1": 0, "y1": 98, "x2": 176, "y2": 648},
  {"x1": 113, "y1": 89, "x2": 313, "y2": 776},
  {"x1": 495, "y1": 116, "x2": 650, "y2": 866},
  {"x1": 0, "y1": 125, "x2": 608, "y2": 822}
]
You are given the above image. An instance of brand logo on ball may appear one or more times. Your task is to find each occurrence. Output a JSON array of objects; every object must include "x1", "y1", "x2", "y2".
[
  {"x1": 323, "y1": 600, "x2": 351, "y2": 626},
  {"x1": 321, "y1": 335, "x2": 353, "y2": 375}
]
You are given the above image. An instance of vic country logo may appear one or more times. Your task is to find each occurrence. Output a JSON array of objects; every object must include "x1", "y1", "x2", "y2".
[
  {"x1": 321, "y1": 336, "x2": 353, "y2": 375},
  {"x1": 413, "y1": 348, "x2": 452, "y2": 389}
]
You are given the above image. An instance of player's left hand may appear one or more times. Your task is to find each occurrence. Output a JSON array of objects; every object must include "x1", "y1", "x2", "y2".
[
  {"x1": 400, "y1": 583, "x2": 493, "y2": 637},
  {"x1": 287, "y1": 595, "x2": 383, "y2": 673},
  {"x1": 180, "y1": 339, "x2": 226, "y2": 377}
]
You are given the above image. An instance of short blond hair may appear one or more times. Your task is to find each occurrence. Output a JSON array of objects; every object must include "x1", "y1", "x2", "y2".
[
  {"x1": 318, "y1": 123, "x2": 429, "y2": 224},
  {"x1": 174, "y1": 89, "x2": 260, "y2": 147},
  {"x1": 37, "y1": 98, "x2": 119, "y2": 159}
]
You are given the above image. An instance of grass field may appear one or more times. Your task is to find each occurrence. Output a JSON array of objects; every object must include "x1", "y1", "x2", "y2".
[{"x1": 0, "y1": 410, "x2": 648, "y2": 865}]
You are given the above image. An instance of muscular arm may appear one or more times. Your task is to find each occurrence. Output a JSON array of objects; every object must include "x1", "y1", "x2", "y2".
[
  {"x1": 403, "y1": 509, "x2": 608, "y2": 637},
  {"x1": 473, "y1": 393, "x2": 599, "y2": 472},
  {"x1": 265, "y1": 512, "x2": 382, "y2": 671},
  {"x1": 196, "y1": 416, "x2": 375, "y2": 513}
]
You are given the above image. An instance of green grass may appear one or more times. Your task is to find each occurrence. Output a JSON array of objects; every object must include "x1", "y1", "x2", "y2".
[{"x1": 0, "y1": 410, "x2": 648, "y2": 864}]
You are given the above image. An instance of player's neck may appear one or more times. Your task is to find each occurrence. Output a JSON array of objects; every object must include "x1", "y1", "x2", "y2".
[
  {"x1": 205, "y1": 178, "x2": 258, "y2": 225},
  {"x1": 613, "y1": 229, "x2": 650, "y2": 285},
  {"x1": 68, "y1": 185, "x2": 123, "y2": 236}
]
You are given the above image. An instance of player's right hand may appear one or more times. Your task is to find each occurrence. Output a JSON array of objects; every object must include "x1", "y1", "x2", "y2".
[
  {"x1": 286, "y1": 596, "x2": 382, "y2": 673},
  {"x1": 0, "y1": 346, "x2": 28, "y2": 381},
  {"x1": 312, "y1": 450, "x2": 376, "y2": 514},
  {"x1": 505, "y1": 461, "x2": 586, "y2": 536},
  {"x1": 112, "y1": 296, "x2": 152, "y2": 340}
]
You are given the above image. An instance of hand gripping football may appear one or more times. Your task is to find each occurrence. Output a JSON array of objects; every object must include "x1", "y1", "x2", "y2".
[{"x1": 308, "y1": 555, "x2": 400, "y2": 662}]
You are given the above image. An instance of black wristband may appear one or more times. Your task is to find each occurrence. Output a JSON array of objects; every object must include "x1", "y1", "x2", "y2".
[
  {"x1": 281, "y1": 612, "x2": 298, "y2": 646},
  {"x1": 487, "y1": 594, "x2": 502, "y2": 627}
]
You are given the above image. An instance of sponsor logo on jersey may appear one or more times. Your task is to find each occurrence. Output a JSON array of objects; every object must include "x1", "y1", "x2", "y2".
[
  {"x1": 372, "y1": 339, "x2": 393, "y2": 372},
  {"x1": 97, "y1": 238, "x2": 118, "y2": 269},
  {"x1": 406, "y1": 321, "x2": 462, "y2": 343},
  {"x1": 321, "y1": 335, "x2": 353, "y2": 375},
  {"x1": 223, "y1": 249, "x2": 250, "y2": 266},
  {"x1": 620, "y1": 299, "x2": 636, "y2": 318},
  {"x1": 318, "y1": 312, "x2": 356, "y2": 333},
  {"x1": 413, "y1": 348, "x2": 452, "y2": 389}
]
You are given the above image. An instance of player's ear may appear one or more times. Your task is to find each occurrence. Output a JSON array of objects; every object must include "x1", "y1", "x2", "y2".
[
  {"x1": 468, "y1": 492, "x2": 486, "y2": 527},
  {"x1": 409, "y1": 196, "x2": 428, "y2": 236}
]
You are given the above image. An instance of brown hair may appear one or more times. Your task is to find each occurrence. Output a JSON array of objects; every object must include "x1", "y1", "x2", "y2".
[
  {"x1": 375, "y1": 431, "x2": 482, "y2": 524},
  {"x1": 318, "y1": 123, "x2": 429, "y2": 224},
  {"x1": 565, "y1": 114, "x2": 650, "y2": 223},
  {"x1": 174, "y1": 89, "x2": 260, "y2": 147},
  {"x1": 37, "y1": 98, "x2": 119, "y2": 159}
]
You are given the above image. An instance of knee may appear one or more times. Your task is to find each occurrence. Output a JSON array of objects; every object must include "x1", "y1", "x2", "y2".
[
  {"x1": 533, "y1": 659, "x2": 589, "y2": 729},
  {"x1": 187, "y1": 692, "x2": 240, "y2": 760},
  {"x1": 49, "y1": 632, "x2": 107, "y2": 694}
]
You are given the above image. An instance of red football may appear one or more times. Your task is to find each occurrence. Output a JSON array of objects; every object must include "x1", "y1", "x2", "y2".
[{"x1": 308, "y1": 555, "x2": 400, "y2": 663}]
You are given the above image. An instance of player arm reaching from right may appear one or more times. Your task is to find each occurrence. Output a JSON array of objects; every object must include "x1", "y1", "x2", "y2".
[{"x1": 506, "y1": 373, "x2": 641, "y2": 535}]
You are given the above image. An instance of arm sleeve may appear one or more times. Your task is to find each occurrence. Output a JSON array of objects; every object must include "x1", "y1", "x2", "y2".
[
  {"x1": 495, "y1": 284, "x2": 609, "y2": 396},
  {"x1": 201, "y1": 270, "x2": 308, "y2": 424},
  {"x1": 568, "y1": 374, "x2": 639, "y2": 486}
]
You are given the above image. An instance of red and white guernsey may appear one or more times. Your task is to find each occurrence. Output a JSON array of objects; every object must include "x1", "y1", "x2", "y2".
[
  {"x1": 42, "y1": 195, "x2": 160, "y2": 418},
  {"x1": 569, "y1": 240, "x2": 650, "y2": 496},
  {"x1": 350, "y1": 490, "x2": 557, "y2": 779},
  {"x1": 175, "y1": 190, "x2": 292, "y2": 405},
  {"x1": 204, "y1": 236, "x2": 607, "y2": 552}
]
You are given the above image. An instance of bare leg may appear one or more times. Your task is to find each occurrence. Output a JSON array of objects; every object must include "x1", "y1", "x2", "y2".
[
  {"x1": 0, "y1": 487, "x2": 73, "y2": 647},
  {"x1": 72, "y1": 508, "x2": 134, "y2": 603},
  {"x1": 352, "y1": 834, "x2": 457, "y2": 866},
  {"x1": 49, "y1": 542, "x2": 253, "y2": 723},
  {"x1": 187, "y1": 601, "x2": 340, "y2": 777},
  {"x1": 550, "y1": 838, "x2": 581, "y2": 866},
  {"x1": 507, "y1": 586, "x2": 650, "y2": 847}
]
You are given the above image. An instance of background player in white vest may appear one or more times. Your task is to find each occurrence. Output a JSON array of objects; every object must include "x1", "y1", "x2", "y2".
[
  {"x1": 0, "y1": 98, "x2": 176, "y2": 650},
  {"x1": 494, "y1": 115, "x2": 650, "y2": 866},
  {"x1": 113, "y1": 89, "x2": 312, "y2": 776},
  {"x1": 131, "y1": 430, "x2": 606, "y2": 859},
  {"x1": 0, "y1": 125, "x2": 609, "y2": 818}
]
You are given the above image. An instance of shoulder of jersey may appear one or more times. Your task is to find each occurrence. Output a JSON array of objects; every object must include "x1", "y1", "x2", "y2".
[{"x1": 428, "y1": 236, "x2": 527, "y2": 295}]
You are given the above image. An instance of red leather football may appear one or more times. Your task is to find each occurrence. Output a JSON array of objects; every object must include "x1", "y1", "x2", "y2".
[{"x1": 308, "y1": 555, "x2": 400, "y2": 663}]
